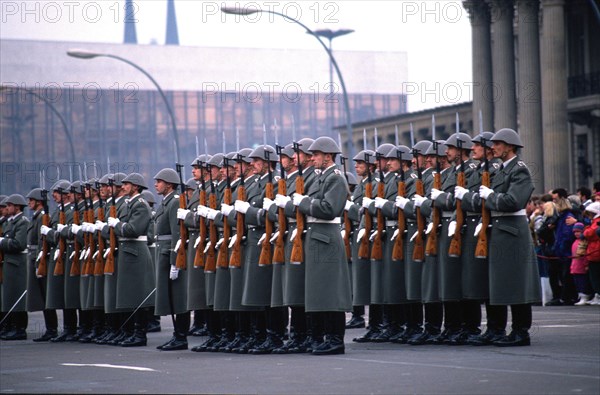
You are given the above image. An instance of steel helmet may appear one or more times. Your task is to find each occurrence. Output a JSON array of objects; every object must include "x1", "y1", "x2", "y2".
[
  {"x1": 153, "y1": 168, "x2": 180, "y2": 185},
  {"x1": 345, "y1": 172, "x2": 358, "y2": 186},
  {"x1": 26, "y1": 188, "x2": 46, "y2": 201},
  {"x1": 70, "y1": 181, "x2": 83, "y2": 193},
  {"x1": 279, "y1": 144, "x2": 295, "y2": 159},
  {"x1": 86, "y1": 178, "x2": 99, "y2": 190},
  {"x1": 424, "y1": 140, "x2": 448, "y2": 157},
  {"x1": 122, "y1": 172, "x2": 148, "y2": 190},
  {"x1": 51, "y1": 180, "x2": 71, "y2": 193},
  {"x1": 308, "y1": 137, "x2": 341, "y2": 154},
  {"x1": 296, "y1": 138, "x2": 315, "y2": 155},
  {"x1": 141, "y1": 190, "x2": 156, "y2": 204},
  {"x1": 4, "y1": 193, "x2": 27, "y2": 207},
  {"x1": 353, "y1": 149, "x2": 376, "y2": 164},
  {"x1": 386, "y1": 145, "x2": 414, "y2": 161},
  {"x1": 471, "y1": 131, "x2": 495, "y2": 148},
  {"x1": 111, "y1": 172, "x2": 127, "y2": 186},
  {"x1": 191, "y1": 154, "x2": 212, "y2": 167},
  {"x1": 375, "y1": 143, "x2": 395, "y2": 157},
  {"x1": 237, "y1": 148, "x2": 254, "y2": 164},
  {"x1": 99, "y1": 174, "x2": 113, "y2": 185},
  {"x1": 0, "y1": 195, "x2": 7, "y2": 206},
  {"x1": 207, "y1": 153, "x2": 224, "y2": 168},
  {"x1": 412, "y1": 140, "x2": 433, "y2": 155},
  {"x1": 445, "y1": 132, "x2": 473, "y2": 149},
  {"x1": 249, "y1": 145, "x2": 279, "y2": 162},
  {"x1": 491, "y1": 128, "x2": 524, "y2": 148}
]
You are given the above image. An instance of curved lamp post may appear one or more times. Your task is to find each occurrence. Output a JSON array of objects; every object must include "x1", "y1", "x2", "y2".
[
  {"x1": 0, "y1": 86, "x2": 76, "y2": 164},
  {"x1": 66, "y1": 49, "x2": 181, "y2": 164},
  {"x1": 220, "y1": 6, "x2": 355, "y2": 160}
]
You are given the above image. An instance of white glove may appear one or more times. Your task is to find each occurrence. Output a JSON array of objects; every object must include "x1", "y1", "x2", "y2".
[
  {"x1": 54, "y1": 249, "x2": 61, "y2": 260},
  {"x1": 36, "y1": 251, "x2": 43, "y2": 262},
  {"x1": 79, "y1": 249, "x2": 86, "y2": 260},
  {"x1": 390, "y1": 229, "x2": 400, "y2": 241},
  {"x1": 107, "y1": 217, "x2": 119, "y2": 228},
  {"x1": 228, "y1": 234, "x2": 237, "y2": 249},
  {"x1": 374, "y1": 197, "x2": 387, "y2": 209},
  {"x1": 103, "y1": 249, "x2": 110, "y2": 259},
  {"x1": 344, "y1": 200, "x2": 353, "y2": 211},
  {"x1": 412, "y1": 194, "x2": 426, "y2": 207},
  {"x1": 430, "y1": 188, "x2": 443, "y2": 201},
  {"x1": 395, "y1": 196, "x2": 409, "y2": 209},
  {"x1": 174, "y1": 239, "x2": 182, "y2": 252},
  {"x1": 177, "y1": 208, "x2": 190, "y2": 220},
  {"x1": 474, "y1": 222, "x2": 483, "y2": 237},
  {"x1": 215, "y1": 238, "x2": 224, "y2": 249},
  {"x1": 220, "y1": 204, "x2": 234, "y2": 217},
  {"x1": 290, "y1": 228, "x2": 298, "y2": 242},
  {"x1": 40, "y1": 225, "x2": 51, "y2": 235},
  {"x1": 257, "y1": 233, "x2": 266, "y2": 246},
  {"x1": 84, "y1": 248, "x2": 91, "y2": 260},
  {"x1": 82, "y1": 222, "x2": 93, "y2": 233},
  {"x1": 479, "y1": 185, "x2": 494, "y2": 200},
  {"x1": 203, "y1": 240, "x2": 212, "y2": 254},
  {"x1": 356, "y1": 228, "x2": 366, "y2": 242},
  {"x1": 409, "y1": 231, "x2": 418, "y2": 242},
  {"x1": 340, "y1": 229, "x2": 346, "y2": 240},
  {"x1": 448, "y1": 220, "x2": 457, "y2": 237},
  {"x1": 234, "y1": 200, "x2": 250, "y2": 214},
  {"x1": 197, "y1": 205, "x2": 209, "y2": 218},
  {"x1": 425, "y1": 222, "x2": 434, "y2": 235},
  {"x1": 369, "y1": 230, "x2": 378, "y2": 242},
  {"x1": 169, "y1": 265, "x2": 179, "y2": 280},
  {"x1": 69, "y1": 251, "x2": 75, "y2": 260},
  {"x1": 95, "y1": 220, "x2": 107, "y2": 232},
  {"x1": 57, "y1": 224, "x2": 66, "y2": 232},
  {"x1": 275, "y1": 194, "x2": 291, "y2": 208},
  {"x1": 263, "y1": 197, "x2": 275, "y2": 211},
  {"x1": 206, "y1": 208, "x2": 218, "y2": 220},
  {"x1": 270, "y1": 231, "x2": 280, "y2": 243},
  {"x1": 194, "y1": 236, "x2": 202, "y2": 249},
  {"x1": 292, "y1": 193, "x2": 308, "y2": 206},
  {"x1": 454, "y1": 186, "x2": 468, "y2": 201},
  {"x1": 92, "y1": 251, "x2": 99, "y2": 259},
  {"x1": 362, "y1": 197, "x2": 373, "y2": 209}
]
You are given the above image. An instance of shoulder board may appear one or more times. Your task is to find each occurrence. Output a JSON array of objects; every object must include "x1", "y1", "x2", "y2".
[
  {"x1": 517, "y1": 161, "x2": 527, "y2": 168},
  {"x1": 174, "y1": 194, "x2": 180, "y2": 199},
  {"x1": 350, "y1": 196, "x2": 355, "y2": 202},
  {"x1": 410, "y1": 173, "x2": 418, "y2": 179},
  {"x1": 468, "y1": 163, "x2": 477, "y2": 169},
  {"x1": 492, "y1": 162, "x2": 500, "y2": 169},
  {"x1": 375, "y1": 177, "x2": 381, "y2": 182},
  {"x1": 333, "y1": 169, "x2": 342, "y2": 175},
  {"x1": 274, "y1": 175, "x2": 281, "y2": 182},
  {"x1": 138, "y1": 198, "x2": 146, "y2": 205}
]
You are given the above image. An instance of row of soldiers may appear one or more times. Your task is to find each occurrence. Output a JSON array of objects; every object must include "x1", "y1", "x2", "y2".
[{"x1": 0, "y1": 128, "x2": 541, "y2": 354}]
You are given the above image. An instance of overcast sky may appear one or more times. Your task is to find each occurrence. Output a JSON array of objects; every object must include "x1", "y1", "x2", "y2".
[{"x1": 1, "y1": 0, "x2": 473, "y2": 112}]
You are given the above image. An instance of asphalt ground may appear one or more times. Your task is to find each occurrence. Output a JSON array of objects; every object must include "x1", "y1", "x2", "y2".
[{"x1": 1, "y1": 306, "x2": 599, "y2": 394}]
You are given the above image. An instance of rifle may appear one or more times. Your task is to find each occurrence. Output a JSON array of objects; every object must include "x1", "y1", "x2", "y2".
[
  {"x1": 392, "y1": 151, "x2": 406, "y2": 261},
  {"x1": 54, "y1": 188, "x2": 67, "y2": 275},
  {"x1": 217, "y1": 158, "x2": 232, "y2": 268},
  {"x1": 449, "y1": 140, "x2": 465, "y2": 257},
  {"x1": 357, "y1": 153, "x2": 373, "y2": 259},
  {"x1": 69, "y1": 185, "x2": 82, "y2": 276},
  {"x1": 370, "y1": 153, "x2": 385, "y2": 261},
  {"x1": 175, "y1": 163, "x2": 188, "y2": 270},
  {"x1": 475, "y1": 138, "x2": 491, "y2": 259},
  {"x1": 258, "y1": 149, "x2": 274, "y2": 266},
  {"x1": 37, "y1": 188, "x2": 50, "y2": 277},
  {"x1": 272, "y1": 145, "x2": 287, "y2": 264},
  {"x1": 290, "y1": 142, "x2": 305, "y2": 264},
  {"x1": 229, "y1": 154, "x2": 245, "y2": 269},
  {"x1": 94, "y1": 180, "x2": 106, "y2": 276},
  {"x1": 425, "y1": 142, "x2": 442, "y2": 256},
  {"x1": 83, "y1": 182, "x2": 96, "y2": 276},
  {"x1": 194, "y1": 162, "x2": 207, "y2": 268},
  {"x1": 412, "y1": 151, "x2": 425, "y2": 262},
  {"x1": 104, "y1": 179, "x2": 117, "y2": 275},
  {"x1": 204, "y1": 163, "x2": 217, "y2": 273},
  {"x1": 0, "y1": 221, "x2": 3, "y2": 282},
  {"x1": 340, "y1": 156, "x2": 352, "y2": 261}
]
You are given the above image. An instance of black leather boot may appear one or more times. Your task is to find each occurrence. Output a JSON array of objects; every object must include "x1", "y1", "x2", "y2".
[
  {"x1": 120, "y1": 329, "x2": 148, "y2": 347},
  {"x1": 160, "y1": 332, "x2": 188, "y2": 351},
  {"x1": 312, "y1": 335, "x2": 345, "y2": 355},
  {"x1": 249, "y1": 332, "x2": 284, "y2": 355},
  {"x1": 33, "y1": 328, "x2": 58, "y2": 342},
  {"x1": 190, "y1": 335, "x2": 219, "y2": 352},
  {"x1": 493, "y1": 329, "x2": 530, "y2": 347}
]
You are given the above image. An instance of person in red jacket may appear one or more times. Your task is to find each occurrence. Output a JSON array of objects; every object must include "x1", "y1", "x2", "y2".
[{"x1": 583, "y1": 202, "x2": 600, "y2": 305}]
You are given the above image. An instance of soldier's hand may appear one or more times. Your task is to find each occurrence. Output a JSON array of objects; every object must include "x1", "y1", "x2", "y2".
[
  {"x1": 107, "y1": 217, "x2": 120, "y2": 228},
  {"x1": 362, "y1": 197, "x2": 373, "y2": 209},
  {"x1": 454, "y1": 186, "x2": 468, "y2": 200},
  {"x1": 174, "y1": 239, "x2": 182, "y2": 252},
  {"x1": 290, "y1": 228, "x2": 298, "y2": 242},
  {"x1": 220, "y1": 204, "x2": 233, "y2": 217},
  {"x1": 374, "y1": 197, "x2": 387, "y2": 209},
  {"x1": 194, "y1": 236, "x2": 202, "y2": 249},
  {"x1": 203, "y1": 241, "x2": 212, "y2": 254},
  {"x1": 263, "y1": 197, "x2": 275, "y2": 211},
  {"x1": 257, "y1": 233, "x2": 266, "y2": 246},
  {"x1": 479, "y1": 185, "x2": 494, "y2": 199},
  {"x1": 228, "y1": 234, "x2": 237, "y2": 249},
  {"x1": 425, "y1": 222, "x2": 434, "y2": 235},
  {"x1": 95, "y1": 220, "x2": 107, "y2": 232},
  {"x1": 395, "y1": 196, "x2": 409, "y2": 209},
  {"x1": 36, "y1": 250, "x2": 43, "y2": 262},
  {"x1": 474, "y1": 222, "x2": 483, "y2": 237},
  {"x1": 344, "y1": 200, "x2": 353, "y2": 211},
  {"x1": 79, "y1": 249, "x2": 86, "y2": 260},
  {"x1": 177, "y1": 208, "x2": 190, "y2": 220},
  {"x1": 71, "y1": 223, "x2": 82, "y2": 234},
  {"x1": 390, "y1": 229, "x2": 400, "y2": 241},
  {"x1": 369, "y1": 230, "x2": 378, "y2": 242},
  {"x1": 215, "y1": 238, "x2": 224, "y2": 249},
  {"x1": 448, "y1": 221, "x2": 457, "y2": 237},
  {"x1": 57, "y1": 224, "x2": 67, "y2": 232},
  {"x1": 169, "y1": 265, "x2": 179, "y2": 280},
  {"x1": 40, "y1": 225, "x2": 51, "y2": 235},
  {"x1": 270, "y1": 231, "x2": 279, "y2": 243},
  {"x1": 206, "y1": 208, "x2": 218, "y2": 220},
  {"x1": 234, "y1": 200, "x2": 250, "y2": 214},
  {"x1": 340, "y1": 229, "x2": 346, "y2": 240},
  {"x1": 356, "y1": 228, "x2": 366, "y2": 242},
  {"x1": 430, "y1": 188, "x2": 443, "y2": 201},
  {"x1": 275, "y1": 194, "x2": 291, "y2": 208},
  {"x1": 82, "y1": 222, "x2": 94, "y2": 233},
  {"x1": 412, "y1": 194, "x2": 426, "y2": 207},
  {"x1": 54, "y1": 249, "x2": 61, "y2": 260},
  {"x1": 292, "y1": 193, "x2": 308, "y2": 206}
]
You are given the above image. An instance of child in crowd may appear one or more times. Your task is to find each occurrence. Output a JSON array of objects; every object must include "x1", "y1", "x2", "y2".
[
  {"x1": 571, "y1": 223, "x2": 593, "y2": 305},
  {"x1": 583, "y1": 203, "x2": 600, "y2": 305}
]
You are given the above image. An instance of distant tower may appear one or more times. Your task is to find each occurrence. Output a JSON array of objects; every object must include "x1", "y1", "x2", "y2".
[
  {"x1": 124, "y1": 0, "x2": 138, "y2": 44},
  {"x1": 166, "y1": 0, "x2": 179, "y2": 45}
]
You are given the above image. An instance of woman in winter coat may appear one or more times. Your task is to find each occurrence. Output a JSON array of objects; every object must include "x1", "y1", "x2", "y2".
[{"x1": 583, "y1": 203, "x2": 600, "y2": 305}]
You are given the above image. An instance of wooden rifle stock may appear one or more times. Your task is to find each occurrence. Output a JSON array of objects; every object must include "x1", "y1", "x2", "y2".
[
  {"x1": 290, "y1": 176, "x2": 305, "y2": 263},
  {"x1": 94, "y1": 206, "x2": 106, "y2": 276},
  {"x1": 370, "y1": 180, "x2": 385, "y2": 260},
  {"x1": 175, "y1": 194, "x2": 188, "y2": 270},
  {"x1": 104, "y1": 204, "x2": 117, "y2": 275},
  {"x1": 0, "y1": 223, "x2": 3, "y2": 282},
  {"x1": 204, "y1": 192, "x2": 217, "y2": 273},
  {"x1": 194, "y1": 189, "x2": 207, "y2": 268},
  {"x1": 37, "y1": 212, "x2": 50, "y2": 277},
  {"x1": 258, "y1": 182, "x2": 275, "y2": 266},
  {"x1": 84, "y1": 202, "x2": 96, "y2": 276},
  {"x1": 229, "y1": 185, "x2": 245, "y2": 268},
  {"x1": 448, "y1": 171, "x2": 465, "y2": 257},
  {"x1": 69, "y1": 207, "x2": 81, "y2": 276},
  {"x1": 273, "y1": 178, "x2": 287, "y2": 264},
  {"x1": 343, "y1": 209, "x2": 352, "y2": 261},
  {"x1": 358, "y1": 182, "x2": 373, "y2": 259},
  {"x1": 412, "y1": 180, "x2": 425, "y2": 262},
  {"x1": 217, "y1": 187, "x2": 232, "y2": 268},
  {"x1": 475, "y1": 171, "x2": 491, "y2": 258},
  {"x1": 392, "y1": 179, "x2": 406, "y2": 261},
  {"x1": 54, "y1": 210, "x2": 67, "y2": 275},
  {"x1": 425, "y1": 172, "x2": 442, "y2": 256}
]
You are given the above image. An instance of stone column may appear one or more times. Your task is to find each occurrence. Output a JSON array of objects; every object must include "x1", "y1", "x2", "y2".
[
  {"x1": 487, "y1": 0, "x2": 517, "y2": 131},
  {"x1": 464, "y1": 1, "x2": 494, "y2": 133},
  {"x1": 517, "y1": 0, "x2": 544, "y2": 192},
  {"x1": 540, "y1": 0, "x2": 568, "y2": 190}
]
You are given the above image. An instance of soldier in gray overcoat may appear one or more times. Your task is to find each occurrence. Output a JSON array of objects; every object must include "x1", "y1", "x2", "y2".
[
  {"x1": 293, "y1": 136, "x2": 352, "y2": 355},
  {"x1": 0, "y1": 194, "x2": 29, "y2": 340}
]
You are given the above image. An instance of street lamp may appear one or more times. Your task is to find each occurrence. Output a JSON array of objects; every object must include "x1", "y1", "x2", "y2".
[
  {"x1": 0, "y1": 86, "x2": 76, "y2": 164},
  {"x1": 66, "y1": 49, "x2": 182, "y2": 164},
  {"x1": 312, "y1": 29, "x2": 354, "y2": 135},
  {"x1": 220, "y1": 6, "x2": 355, "y2": 160}
]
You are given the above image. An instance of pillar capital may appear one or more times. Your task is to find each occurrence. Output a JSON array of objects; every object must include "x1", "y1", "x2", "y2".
[
  {"x1": 540, "y1": 0, "x2": 565, "y2": 7},
  {"x1": 463, "y1": 1, "x2": 491, "y2": 25}
]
